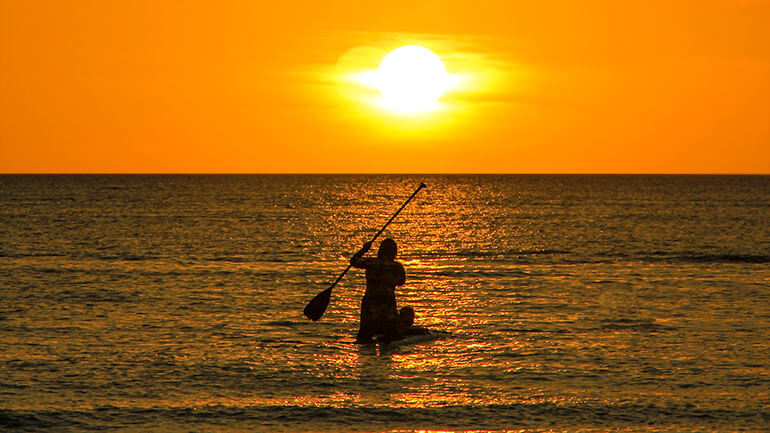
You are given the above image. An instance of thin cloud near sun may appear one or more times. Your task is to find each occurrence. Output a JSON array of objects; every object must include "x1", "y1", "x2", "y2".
[{"x1": 303, "y1": 32, "x2": 523, "y2": 125}]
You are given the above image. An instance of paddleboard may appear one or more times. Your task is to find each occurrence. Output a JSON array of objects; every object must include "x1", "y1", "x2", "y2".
[{"x1": 375, "y1": 329, "x2": 450, "y2": 348}]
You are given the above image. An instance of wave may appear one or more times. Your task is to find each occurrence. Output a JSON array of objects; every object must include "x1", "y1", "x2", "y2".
[
  {"x1": 79, "y1": 252, "x2": 162, "y2": 261},
  {"x1": 52, "y1": 288, "x2": 139, "y2": 304},
  {"x1": 601, "y1": 251, "x2": 770, "y2": 265},
  {"x1": 0, "y1": 252, "x2": 66, "y2": 259},
  {"x1": 208, "y1": 256, "x2": 250, "y2": 263},
  {"x1": 598, "y1": 318, "x2": 676, "y2": 332},
  {"x1": 0, "y1": 251, "x2": 165, "y2": 261},
  {"x1": 262, "y1": 320, "x2": 297, "y2": 327},
  {"x1": 424, "y1": 249, "x2": 769, "y2": 266},
  {"x1": 1, "y1": 402, "x2": 766, "y2": 432},
  {"x1": 418, "y1": 269, "x2": 532, "y2": 279},
  {"x1": 670, "y1": 253, "x2": 770, "y2": 264},
  {"x1": 415, "y1": 249, "x2": 571, "y2": 260},
  {"x1": 420, "y1": 249, "x2": 762, "y2": 266}
]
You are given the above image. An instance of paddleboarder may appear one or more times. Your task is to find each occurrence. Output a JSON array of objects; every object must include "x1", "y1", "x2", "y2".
[
  {"x1": 303, "y1": 182, "x2": 425, "y2": 324},
  {"x1": 350, "y1": 238, "x2": 406, "y2": 344}
]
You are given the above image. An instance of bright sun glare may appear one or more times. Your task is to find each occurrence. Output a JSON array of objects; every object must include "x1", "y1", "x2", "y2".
[{"x1": 370, "y1": 45, "x2": 453, "y2": 114}]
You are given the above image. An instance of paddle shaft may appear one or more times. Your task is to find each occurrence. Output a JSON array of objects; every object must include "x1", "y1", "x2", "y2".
[
  {"x1": 303, "y1": 182, "x2": 426, "y2": 321},
  {"x1": 327, "y1": 182, "x2": 426, "y2": 290}
]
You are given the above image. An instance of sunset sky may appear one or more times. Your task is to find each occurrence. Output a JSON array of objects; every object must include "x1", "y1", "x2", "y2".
[{"x1": 1, "y1": 0, "x2": 768, "y2": 173}]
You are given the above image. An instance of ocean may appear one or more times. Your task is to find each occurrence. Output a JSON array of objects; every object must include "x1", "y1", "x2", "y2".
[{"x1": 1, "y1": 174, "x2": 768, "y2": 432}]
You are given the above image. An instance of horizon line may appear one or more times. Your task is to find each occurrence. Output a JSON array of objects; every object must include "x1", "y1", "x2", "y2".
[{"x1": 1, "y1": 172, "x2": 768, "y2": 176}]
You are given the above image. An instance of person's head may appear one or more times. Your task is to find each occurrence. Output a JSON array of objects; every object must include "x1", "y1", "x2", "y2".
[
  {"x1": 377, "y1": 238, "x2": 397, "y2": 261},
  {"x1": 399, "y1": 306, "x2": 415, "y2": 327}
]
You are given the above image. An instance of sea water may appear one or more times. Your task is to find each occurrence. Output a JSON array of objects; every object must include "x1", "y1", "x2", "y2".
[{"x1": 1, "y1": 174, "x2": 768, "y2": 432}]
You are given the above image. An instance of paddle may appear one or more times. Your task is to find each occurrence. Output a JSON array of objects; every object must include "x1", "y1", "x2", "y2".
[{"x1": 303, "y1": 182, "x2": 427, "y2": 321}]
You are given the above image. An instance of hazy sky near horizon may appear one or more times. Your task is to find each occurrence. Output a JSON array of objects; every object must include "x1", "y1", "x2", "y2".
[{"x1": 1, "y1": 0, "x2": 768, "y2": 173}]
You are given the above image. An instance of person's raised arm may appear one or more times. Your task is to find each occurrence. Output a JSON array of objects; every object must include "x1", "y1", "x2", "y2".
[{"x1": 350, "y1": 241, "x2": 373, "y2": 269}]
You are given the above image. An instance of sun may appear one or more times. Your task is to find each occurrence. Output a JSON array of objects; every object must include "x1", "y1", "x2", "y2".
[{"x1": 372, "y1": 45, "x2": 453, "y2": 114}]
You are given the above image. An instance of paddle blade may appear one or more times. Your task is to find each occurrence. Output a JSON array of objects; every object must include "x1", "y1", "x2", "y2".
[{"x1": 304, "y1": 287, "x2": 332, "y2": 321}]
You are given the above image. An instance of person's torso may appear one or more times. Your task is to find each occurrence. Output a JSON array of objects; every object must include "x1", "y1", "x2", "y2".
[{"x1": 363, "y1": 259, "x2": 403, "y2": 299}]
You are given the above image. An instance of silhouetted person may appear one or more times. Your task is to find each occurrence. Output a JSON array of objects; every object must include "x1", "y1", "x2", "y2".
[
  {"x1": 350, "y1": 238, "x2": 405, "y2": 344},
  {"x1": 399, "y1": 306, "x2": 430, "y2": 336}
]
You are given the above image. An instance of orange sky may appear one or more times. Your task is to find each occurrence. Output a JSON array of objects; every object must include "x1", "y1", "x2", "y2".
[{"x1": 1, "y1": 0, "x2": 768, "y2": 173}]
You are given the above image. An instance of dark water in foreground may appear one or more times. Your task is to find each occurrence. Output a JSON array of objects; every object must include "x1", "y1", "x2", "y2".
[{"x1": 1, "y1": 174, "x2": 769, "y2": 432}]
